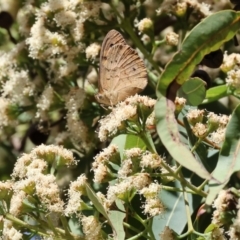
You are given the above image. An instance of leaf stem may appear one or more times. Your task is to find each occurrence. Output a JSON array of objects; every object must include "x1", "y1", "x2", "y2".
[
  {"x1": 160, "y1": 161, "x2": 207, "y2": 198},
  {"x1": 151, "y1": 39, "x2": 166, "y2": 55},
  {"x1": 139, "y1": 130, "x2": 157, "y2": 153},
  {"x1": 183, "y1": 188, "x2": 194, "y2": 233},
  {"x1": 5, "y1": 213, "x2": 83, "y2": 240},
  {"x1": 197, "y1": 179, "x2": 208, "y2": 191},
  {"x1": 138, "y1": 129, "x2": 207, "y2": 197},
  {"x1": 123, "y1": 222, "x2": 147, "y2": 236},
  {"x1": 5, "y1": 213, "x2": 49, "y2": 238},
  {"x1": 191, "y1": 138, "x2": 203, "y2": 152},
  {"x1": 162, "y1": 185, "x2": 201, "y2": 195}
]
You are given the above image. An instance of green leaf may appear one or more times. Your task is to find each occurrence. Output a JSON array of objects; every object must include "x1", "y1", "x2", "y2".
[
  {"x1": 153, "y1": 190, "x2": 186, "y2": 237},
  {"x1": 85, "y1": 183, "x2": 117, "y2": 237},
  {"x1": 157, "y1": 10, "x2": 240, "y2": 97},
  {"x1": 108, "y1": 210, "x2": 126, "y2": 240},
  {"x1": 68, "y1": 217, "x2": 82, "y2": 235},
  {"x1": 85, "y1": 183, "x2": 109, "y2": 219},
  {"x1": 203, "y1": 85, "x2": 228, "y2": 104},
  {"x1": 204, "y1": 223, "x2": 219, "y2": 233},
  {"x1": 206, "y1": 104, "x2": 240, "y2": 205},
  {"x1": 153, "y1": 181, "x2": 202, "y2": 237},
  {"x1": 194, "y1": 224, "x2": 219, "y2": 240},
  {"x1": 124, "y1": 134, "x2": 146, "y2": 150},
  {"x1": 155, "y1": 10, "x2": 240, "y2": 180},
  {"x1": 115, "y1": 199, "x2": 125, "y2": 212},
  {"x1": 155, "y1": 97, "x2": 211, "y2": 179},
  {"x1": 178, "y1": 78, "x2": 206, "y2": 106},
  {"x1": 111, "y1": 134, "x2": 147, "y2": 160},
  {"x1": 111, "y1": 134, "x2": 127, "y2": 159}
]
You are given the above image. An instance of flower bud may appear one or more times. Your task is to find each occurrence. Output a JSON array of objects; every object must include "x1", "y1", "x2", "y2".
[
  {"x1": 174, "y1": 97, "x2": 186, "y2": 115},
  {"x1": 187, "y1": 109, "x2": 204, "y2": 126},
  {"x1": 207, "y1": 113, "x2": 220, "y2": 133},
  {"x1": 174, "y1": 2, "x2": 187, "y2": 17},
  {"x1": 166, "y1": 32, "x2": 179, "y2": 46},
  {"x1": 138, "y1": 18, "x2": 153, "y2": 35}
]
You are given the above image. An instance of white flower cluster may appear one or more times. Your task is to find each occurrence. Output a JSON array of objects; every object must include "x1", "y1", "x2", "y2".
[
  {"x1": 221, "y1": 52, "x2": 240, "y2": 93},
  {"x1": 98, "y1": 94, "x2": 156, "y2": 141},
  {"x1": 91, "y1": 145, "x2": 165, "y2": 217},
  {"x1": 25, "y1": 0, "x2": 101, "y2": 81},
  {"x1": 187, "y1": 109, "x2": 230, "y2": 145}
]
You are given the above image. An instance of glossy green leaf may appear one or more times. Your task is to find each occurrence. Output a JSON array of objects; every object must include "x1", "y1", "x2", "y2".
[
  {"x1": 206, "y1": 104, "x2": 240, "y2": 205},
  {"x1": 178, "y1": 78, "x2": 206, "y2": 106},
  {"x1": 157, "y1": 10, "x2": 240, "y2": 97},
  {"x1": 203, "y1": 85, "x2": 228, "y2": 104},
  {"x1": 155, "y1": 97, "x2": 211, "y2": 179}
]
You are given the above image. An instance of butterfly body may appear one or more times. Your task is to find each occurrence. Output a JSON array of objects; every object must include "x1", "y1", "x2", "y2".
[{"x1": 95, "y1": 30, "x2": 147, "y2": 105}]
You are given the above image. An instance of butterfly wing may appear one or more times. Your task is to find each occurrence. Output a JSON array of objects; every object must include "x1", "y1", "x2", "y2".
[
  {"x1": 98, "y1": 30, "x2": 126, "y2": 92},
  {"x1": 106, "y1": 44, "x2": 147, "y2": 97},
  {"x1": 97, "y1": 30, "x2": 147, "y2": 105}
]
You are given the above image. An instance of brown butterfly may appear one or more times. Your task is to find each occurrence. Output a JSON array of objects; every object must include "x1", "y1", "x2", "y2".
[{"x1": 95, "y1": 30, "x2": 148, "y2": 105}]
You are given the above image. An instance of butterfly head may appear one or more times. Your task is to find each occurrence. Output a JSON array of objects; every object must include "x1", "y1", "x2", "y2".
[{"x1": 95, "y1": 91, "x2": 118, "y2": 106}]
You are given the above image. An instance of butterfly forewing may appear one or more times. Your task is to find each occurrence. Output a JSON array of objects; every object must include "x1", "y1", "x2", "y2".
[
  {"x1": 107, "y1": 45, "x2": 147, "y2": 91},
  {"x1": 99, "y1": 30, "x2": 126, "y2": 69},
  {"x1": 96, "y1": 29, "x2": 147, "y2": 105}
]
